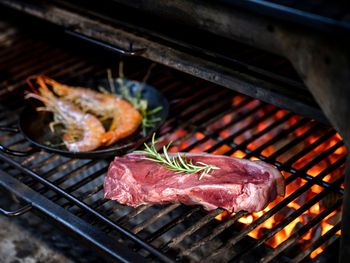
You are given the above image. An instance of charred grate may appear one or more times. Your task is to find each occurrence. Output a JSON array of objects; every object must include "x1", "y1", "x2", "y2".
[{"x1": 0, "y1": 18, "x2": 346, "y2": 263}]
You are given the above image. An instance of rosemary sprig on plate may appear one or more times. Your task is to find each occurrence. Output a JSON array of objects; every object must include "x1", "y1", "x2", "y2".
[
  {"x1": 108, "y1": 61, "x2": 162, "y2": 135},
  {"x1": 135, "y1": 134, "x2": 220, "y2": 179}
]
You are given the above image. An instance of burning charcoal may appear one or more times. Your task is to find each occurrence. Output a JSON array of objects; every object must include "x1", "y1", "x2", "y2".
[
  {"x1": 321, "y1": 192, "x2": 341, "y2": 209},
  {"x1": 311, "y1": 225, "x2": 323, "y2": 243},
  {"x1": 298, "y1": 231, "x2": 314, "y2": 250},
  {"x1": 286, "y1": 237, "x2": 318, "y2": 261},
  {"x1": 300, "y1": 214, "x2": 314, "y2": 230},
  {"x1": 291, "y1": 222, "x2": 304, "y2": 235},
  {"x1": 326, "y1": 211, "x2": 341, "y2": 225},
  {"x1": 259, "y1": 227, "x2": 271, "y2": 238},
  {"x1": 327, "y1": 169, "x2": 345, "y2": 183},
  {"x1": 274, "y1": 206, "x2": 296, "y2": 223}
]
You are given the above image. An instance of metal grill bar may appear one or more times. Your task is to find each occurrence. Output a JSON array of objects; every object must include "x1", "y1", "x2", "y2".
[
  {"x1": 131, "y1": 203, "x2": 180, "y2": 234},
  {"x1": 3, "y1": 138, "x2": 28, "y2": 149},
  {"x1": 38, "y1": 159, "x2": 79, "y2": 180},
  {"x1": 0, "y1": 41, "x2": 47, "y2": 66},
  {"x1": 1, "y1": 51, "x2": 76, "y2": 85},
  {"x1": 0, "y1": 48, "x2": 109, "y2": 100},
  {"x1": 186, "y1": 96, "x2": 252, "y2": 128},
  {"x1": 189, "y1": 98, "x2": 246, "y2": 127},
  {"x1": 200, "y1": 106, "x2": 281, "y2": 151},
  {"x1": 261, "y1": 198, "x2": 342, "y2": 262},
  {"x1": 31, "y1": 155, "x2": 62, "y2": 171},
  {"x1": 205, "y1": 112, "x2": 294, "y2": 154},
  {"x1": 243, "y1": 118, "x2": 310, "y2": 158},
  {"x1": 0, "y1": 56, "x2": 85, "y2": 97},
  {"x1": 0, "y1": 41, "x2": 57, "y2": 67},
  {"x1": 117, "y1": 205, "x2": 152, "y2": 225},
  {"x1": 204, "y1": 157, "x2": 345, "y2": 260},
  {"x1": 166, "y1": 96, "x2": 253, "y2": 145},
  {"x1": 172, "y1": 86, "x2": 231, "y2": 113},
  {"x1": 63, "y1": 167, "x2": 107, "y2": 195},
  {"x1": 182, "y1": 103, "x2": 269, "y2": 152},
  {"x1": 227, "y1": 178, "x2": 343, "y2": 261},
  {"x1": 51, "y1": 160, "x2": 99, "y2": 186},
  {"x1": 283, "y1": 130, "x2": 337, "y2": 166},
  {"x1": 57, "y1": 169, "x2": 108, "y2": 208},
  {"x1": 268, "y1": 125, "x2": 326, "y2": 160},
  {"x1": 25, "y1": 158, "x2": 91, "y2": 191},
  {"x1": 24, "y1": 160, "x2": 71, "y2": 187},
  {"x1": 145, "y1": 207, "x2": 202, "y2": 243},
  {"x1": 300, "y1": 141, "x2": 344, "y2": 172},
  {"x1": 162, "y1": 209, "x2": 224, "y2": 251},
  {"x1": 76, "y1": 184, "x2": 104, "y2": 201},
  {"x1": 291, "y1": 223, "x2": 341, "y2": 263},
  {"x1": 180, "y1": 210, "x2": 248, "y2": 257},
  {"x1": 20, "y1": 151, "x2": 44, "y2": 166},
  {"x1": 224, "y1": 134, "x2": 344, "y2": 194}
]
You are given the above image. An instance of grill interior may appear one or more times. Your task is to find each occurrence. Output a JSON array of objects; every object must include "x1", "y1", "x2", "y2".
[{"x1": 0, "y1": 14, "x2": 347, "y2": 263}]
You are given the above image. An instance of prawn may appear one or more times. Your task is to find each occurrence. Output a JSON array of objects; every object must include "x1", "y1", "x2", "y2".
[
  {"x1": 28, "y1": 75, "x2": 142, "y2": 146},
  {"x1": 26, "y1": 77, "x2": 106, "y2": 152}
]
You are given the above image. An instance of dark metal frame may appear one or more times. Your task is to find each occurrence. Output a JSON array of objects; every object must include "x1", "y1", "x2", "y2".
[{"x1": 218, "y1": 0, "x2": 350, "y2": 36}]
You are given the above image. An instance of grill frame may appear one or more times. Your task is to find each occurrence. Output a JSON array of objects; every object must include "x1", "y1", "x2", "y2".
[{"x1": 0, "y1": 5, "x2": 347, "y2": 263}]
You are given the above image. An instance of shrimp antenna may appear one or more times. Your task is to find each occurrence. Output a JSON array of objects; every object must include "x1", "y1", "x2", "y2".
[
  {"x1": 36, "y1": 76, "x2": 51, "y2": 93},
  {"x1": 26, "y1": 75, "x2": 41, "y2": 95}
]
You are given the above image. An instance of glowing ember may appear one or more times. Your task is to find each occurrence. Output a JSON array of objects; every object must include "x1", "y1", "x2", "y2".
[
  {"x1": 232, "y1": 150, "x2": 246, "y2": 159},
  {"x1": 231, "y1": 125, "x2": 344, "y2": 256},
  {"x1": 310, "y1": 247, "x2": 323, "y2": 259},
  {"x1": 207, "y1": 97, "x2": 346, "y2": 259},
  {"x1": 167, "y1": 95, "x2": 346, "y2": 259}
]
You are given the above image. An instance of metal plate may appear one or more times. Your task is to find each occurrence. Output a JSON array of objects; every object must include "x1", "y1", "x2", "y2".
[{"x1": 19, "y1": 79, "x2": 169, "y2": 159}]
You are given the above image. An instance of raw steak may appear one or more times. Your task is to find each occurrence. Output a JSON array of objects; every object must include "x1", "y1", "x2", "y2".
[{"x1": 104, "y1": 153, "x2": 285, "y2": 212}]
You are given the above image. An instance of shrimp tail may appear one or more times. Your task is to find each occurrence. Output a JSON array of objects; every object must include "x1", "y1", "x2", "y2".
[
  {"x1": 100, "y1": 131, "x2": 117, "y2": 146},
  {"x1": 100, "y1": 100, "x2": 142, "y2": 146}
]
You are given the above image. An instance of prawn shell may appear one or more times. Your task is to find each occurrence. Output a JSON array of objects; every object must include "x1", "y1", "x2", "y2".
[{"x1": 20, "y1": 79, "x2": 169, "y2": 159}]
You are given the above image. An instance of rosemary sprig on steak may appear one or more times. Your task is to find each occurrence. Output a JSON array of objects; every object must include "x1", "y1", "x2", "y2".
[{"x1": 135, "y1": 134, "x2": 220, "y2": 179}]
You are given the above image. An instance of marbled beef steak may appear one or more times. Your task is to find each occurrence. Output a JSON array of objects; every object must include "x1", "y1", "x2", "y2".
[{"x1": 104, "y1": 153, "x2": 285, "y2": 212}]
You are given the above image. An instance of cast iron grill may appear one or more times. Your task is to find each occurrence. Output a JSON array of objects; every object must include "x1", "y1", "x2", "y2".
[{"x1": 0, "y1": 17, "x2": 346, "y2": 263}]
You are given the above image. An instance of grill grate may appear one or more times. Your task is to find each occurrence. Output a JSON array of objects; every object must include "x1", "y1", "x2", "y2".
[{"x1": 0, "y1": 18, "x2": 346, "y2": 263}]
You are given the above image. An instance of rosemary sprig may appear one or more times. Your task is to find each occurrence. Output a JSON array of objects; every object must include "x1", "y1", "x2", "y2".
[
  {"x1": 135, "y1": 134, "x2": 220, "y2": 179},
  {"x1": 108, "y1": 61, "x2": 163, "y2": 135}
]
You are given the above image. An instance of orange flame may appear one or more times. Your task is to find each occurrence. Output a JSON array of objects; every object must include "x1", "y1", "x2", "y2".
[
  {"x1": 169, "y1": 95, "x2": 346, "y2": 259},
  {"x1": 208, "y1": 98, "x2": 347, "y2": 258}
]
